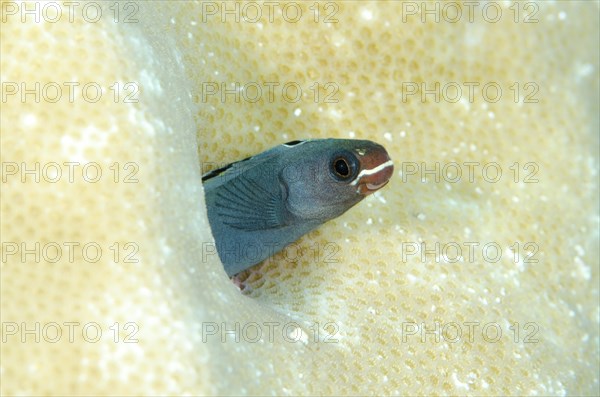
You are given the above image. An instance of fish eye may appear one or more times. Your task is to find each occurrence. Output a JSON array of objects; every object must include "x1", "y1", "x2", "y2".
[
  {"x1": 330, "y1": 152, "x2": 358, "y2": 181},
  {"x1": 334, "y1": 158, "x2": 350, "y2": 177}
]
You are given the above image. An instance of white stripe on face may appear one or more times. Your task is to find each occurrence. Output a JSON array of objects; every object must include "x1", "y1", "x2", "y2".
[{"x1": 350, "y1": 160, "x2": 395, "y2": 186}]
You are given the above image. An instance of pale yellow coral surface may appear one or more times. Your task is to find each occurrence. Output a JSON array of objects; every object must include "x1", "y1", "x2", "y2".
[{"x1": 1, "y1": 1, "x2": 599, "y2": 395}]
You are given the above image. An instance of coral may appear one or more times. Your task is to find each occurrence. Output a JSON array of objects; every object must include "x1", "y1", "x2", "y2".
[{"x1": 1, "y1": 1, "x2": 598, "y2": 395}]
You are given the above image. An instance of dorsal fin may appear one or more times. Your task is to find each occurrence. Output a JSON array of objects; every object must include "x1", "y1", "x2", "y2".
[
  {"x1": 202, "y1": 145, "x2": 287, "y2": 189},
  {"x1": 202, "y1": 140, "x2": 314, "y2": 189},
  {"x1": 202, "y1": 156, "x2": 252, "y2": 182},
  {"x1": 282, "y1": 140, "x2": 306, "y2": 147}
]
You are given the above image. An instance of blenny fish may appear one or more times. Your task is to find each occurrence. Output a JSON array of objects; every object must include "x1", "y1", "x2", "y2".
[{"x1": 202, "y1": 139, "x2": 394, "y2": 276}]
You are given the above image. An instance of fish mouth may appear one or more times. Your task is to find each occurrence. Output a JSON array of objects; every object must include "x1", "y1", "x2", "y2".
[
  {"x1": 361, "y1": 178, "x2": 390, "y2": 193},
  {"x1": 357, "y1": 164, "x2": 394, "y2": 194},
  {"x1": 353, "y1": 145, "x2": 394, "y2": 195}
]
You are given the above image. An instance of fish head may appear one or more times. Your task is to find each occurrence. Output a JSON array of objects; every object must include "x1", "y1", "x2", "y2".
[{"x1": 281, "y1": 139, "x2": 394, "y2": 222}]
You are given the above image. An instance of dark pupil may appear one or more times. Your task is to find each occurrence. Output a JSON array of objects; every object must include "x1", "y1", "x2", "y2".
[{"x1": 334, "y1": 158, "x2": 350, "y2": 177}]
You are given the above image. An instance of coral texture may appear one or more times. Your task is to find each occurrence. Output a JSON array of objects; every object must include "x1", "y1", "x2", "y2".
[{"x1": 1, "y1": 1, "x2": 598, "y2": 395}]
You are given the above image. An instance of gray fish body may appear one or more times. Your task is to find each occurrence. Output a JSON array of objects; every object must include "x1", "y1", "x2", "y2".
[{"x1": 202, "y1": 139, "x2": 394, "y2": 276}]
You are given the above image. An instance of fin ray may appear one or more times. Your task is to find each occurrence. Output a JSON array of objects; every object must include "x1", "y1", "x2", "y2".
[{"x1": 214, "y1": 174, "x2": 288, "y2": 231}]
